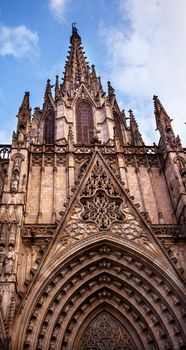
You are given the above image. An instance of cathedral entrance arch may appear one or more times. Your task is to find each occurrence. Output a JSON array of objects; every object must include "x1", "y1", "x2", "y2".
[
  {"x1": 73, "y1": 305, "x2": 142, "y2": 350},
  {"x1": 12, "y1": 236, "x2": 186, "y2": 350}
]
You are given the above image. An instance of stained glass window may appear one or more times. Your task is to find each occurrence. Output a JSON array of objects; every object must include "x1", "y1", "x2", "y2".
[
  {"x1": 76, "y1": 102, "x2": 94, "y2": 144},
  {"x1": 43, "y1": 110, "x2": 55, "y2": 144}
]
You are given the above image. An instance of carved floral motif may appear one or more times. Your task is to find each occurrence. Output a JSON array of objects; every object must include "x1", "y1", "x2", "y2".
[
  {"x1": 80, "y1": 190, "x2": 124, "y2": 230},
  {"x1": 59, "y1": 160, "x2": 154, "y2": 251}
]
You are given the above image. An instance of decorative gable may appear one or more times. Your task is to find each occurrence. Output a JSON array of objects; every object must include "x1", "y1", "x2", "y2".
[{"x1": 55, "y1": 153, "x2": 159, "y2": 255}]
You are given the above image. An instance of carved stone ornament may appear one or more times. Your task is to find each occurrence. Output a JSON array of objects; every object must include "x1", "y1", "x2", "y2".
[
  {"x1": 79, "y1": 311, "x2": 135, "y2": 350},
  {"x1": 10, "y1": 170, "x2": 19, "y2": 193},
  {"x1": 4, "y1": 247, "x2": 15, "y2": 274},
  {"x1": 80, "y1": 190, "x2": 124, "y2": 230},
  {"x1": 79, "y1": 160, "x2": 125, "y2": 230},
  {"x1": 59, "y1": 160, "x2": 155, "y2": 252},
  {"x1": 10, "y1": 153, "x2": 24, "y2": 193}
]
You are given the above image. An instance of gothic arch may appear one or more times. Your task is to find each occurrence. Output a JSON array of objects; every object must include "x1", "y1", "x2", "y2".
[
  {"x1": 73, "y1": 304, "x2": 143, "y2": 350},
  {"x1": 76, "y1": 101, "x2": 94, "y2": 144},
  {"x1": 12, "y1": 237, "x2": 186, "y2": 350},
  {"x1": 43, "y1": 109, "x2": 55, "y2": 144},
  {"x1": 114, "y1": 112, "x2": 124, "y2": 144}
]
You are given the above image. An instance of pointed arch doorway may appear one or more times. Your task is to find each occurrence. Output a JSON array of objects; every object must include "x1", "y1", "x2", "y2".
[
  {"x1": 72, "y1": 304, "x2": 143, "y2": 350},
  {"x1": 78, "y1": 312, "x2": 136, "y2": 350}
]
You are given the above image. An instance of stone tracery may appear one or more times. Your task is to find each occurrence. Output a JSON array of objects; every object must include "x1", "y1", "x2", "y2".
[
  {"x1": 80, "y1": 189, "x2": 124, "y2": 229},
  {"x1": 78, "y1": 311, "x2": 135, "y2": 350}
]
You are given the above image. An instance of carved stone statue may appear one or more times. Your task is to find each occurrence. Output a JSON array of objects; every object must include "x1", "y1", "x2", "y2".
[
  {"x1": 0, "y1": 247, "x2": 5, "y2": 274},
  {"x1": 4, "y1": 248, "x2": 15, "y2": 274},
  {"x1": 10, "y1": 170, "x2": 19, "y2": 193},
  {"x1": 17, "y1": 128, "x2": 25, "y2": 145},
  {"x1": 0, "y1": 223, "x2": 7, "y2": 246},
  {"x1": 9, "y1": 223, "x2": 17, "y2": 246}
]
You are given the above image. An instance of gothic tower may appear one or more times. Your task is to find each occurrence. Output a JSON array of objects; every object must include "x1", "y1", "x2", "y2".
[{"x1": 0, "y1": 25, "x2": 186, "y2": 350}]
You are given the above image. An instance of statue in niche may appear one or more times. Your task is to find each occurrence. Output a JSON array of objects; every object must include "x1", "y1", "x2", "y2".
[
  {"x1": 13, "y1": 155, "x2": 22, "y2": 169},
  {"x1": 9, "y1": 223, "x2": 17, "y2": 246},
  {"x1": 17, "y1": 127, "x2": 25, "y2": 145},
  {"x1": 10, "y1": 153, "x2": 24, "y2": 193},
  {"x1": 10, "y1": 170, "x2": 19, "y2": 193},
  {"x1": 0, "y1": 247, "x2": 5, "y2": 274},
  {"x1": 4, "y1": 247, "x2": 15, "y2": 274},
  {"x1": 22, "y1": 174, "x2": 26, "y2": 192},
  {"x1": 0, "y1": 223, "x2": 7, "y2": 246}
]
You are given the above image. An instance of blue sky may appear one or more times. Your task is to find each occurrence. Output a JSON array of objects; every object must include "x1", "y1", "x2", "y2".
[{"x1": 0, "y1": 0, "x2": 186, "y2": 145}]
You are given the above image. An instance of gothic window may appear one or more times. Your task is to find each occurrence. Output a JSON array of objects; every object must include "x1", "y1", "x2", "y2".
[
  {"x1": 114, "y1": 113, "x2": 124, "y2": 144},
  {"x1": 76, "y1": 101, "x2": 94, "y2": 144},
  {"x1": 79, "y1": 311, "x2": 136, "y2": 350},
  {"x1": 43, "y1": 110, "x2": 55, "y2": 144}
]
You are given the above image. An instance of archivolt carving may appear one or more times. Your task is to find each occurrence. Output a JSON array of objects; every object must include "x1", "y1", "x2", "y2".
[{"x1": 17, "y1": 244, "x2": 186, "y2": 350}]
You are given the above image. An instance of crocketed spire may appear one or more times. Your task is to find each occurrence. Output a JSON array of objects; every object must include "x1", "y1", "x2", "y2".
[{"x1": 62, "y1": 24, "x2": 91, "y2": 93}]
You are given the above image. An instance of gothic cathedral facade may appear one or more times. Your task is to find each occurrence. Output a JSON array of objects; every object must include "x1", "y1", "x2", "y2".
[{"x1": 0, "y1": 25, "x2": 186, "y2": 350}]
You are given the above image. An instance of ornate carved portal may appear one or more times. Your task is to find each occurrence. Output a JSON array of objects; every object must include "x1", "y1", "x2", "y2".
[{"x1": 78, "y1": 311, "x2": 136, "y2": 350}]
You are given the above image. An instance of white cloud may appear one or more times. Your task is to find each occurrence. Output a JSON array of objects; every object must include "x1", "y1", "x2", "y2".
[
  {"x1": 0, "y1": 25, "x2": 39, "y2": 58},
  {"x1": 49, "y1": 0, "x2": 68, "y2": 21},
  {"x1": 0, "y1": 130, "x2": 11, "y2": 144},
  {"x1": 99, "y1": 0, "x2": 186, "y2": 145}
]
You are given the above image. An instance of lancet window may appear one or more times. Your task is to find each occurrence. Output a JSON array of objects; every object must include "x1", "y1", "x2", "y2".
[
  {"x1": 76, "y1": 101, "x2": 94, "y2": 144},
  {"x1": 114, "y1": 112, "x2": 124, "y2": 144},
  {"x1": 43, "y1": 110, "x2": 55, "y2": 144}
]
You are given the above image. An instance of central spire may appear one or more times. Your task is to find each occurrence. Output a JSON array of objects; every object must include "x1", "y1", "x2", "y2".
[{"x1": 62, "y1": 24, "x2": 91, "y2": 94}]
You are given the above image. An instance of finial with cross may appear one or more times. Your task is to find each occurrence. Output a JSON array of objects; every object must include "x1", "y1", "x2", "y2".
[{"x1": 72, "y1": 23, "x2": 78, "y2": 34}]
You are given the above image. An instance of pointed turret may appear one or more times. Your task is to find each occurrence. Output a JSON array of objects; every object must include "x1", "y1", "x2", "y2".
[
  {"x1": 14, "y1": 91, "x2": 31, "y2": 146},
  {"x1": 153, "y1": 95, "x2": 172, "y2": 132},
  {"x1": 153, "y1": 95, "x2": 182, "y2": 152},
  {"x1": 17, "y1": 91, "x2": 31, "y2": 130},
  {"x1": 55, "y1": 75, "x2": 60, "y2": 101},
  {"x1": 62, "y1": 24, "x2": 91, "y2": 95},
  {"x1": 98, "y1": 76, "x2": 103, "y2": 94},
  {"x1": 91, "y1": 65, "x2": 99, "y2": 94},
  {"x1": 129, "y1": 109, "x2": 144, "y2": 146},
  {"x1": 43, "y1": 79, "x2": 54, "y2": 111},
  {"x1": 108, "y1": 81, "x2": 115, "y2": 99}
]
